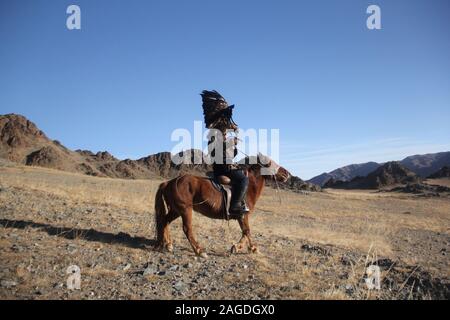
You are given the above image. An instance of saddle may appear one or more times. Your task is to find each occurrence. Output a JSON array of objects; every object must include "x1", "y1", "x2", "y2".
[{"x1": 209, "y1": 175, "x2": 233, "y2": 220}]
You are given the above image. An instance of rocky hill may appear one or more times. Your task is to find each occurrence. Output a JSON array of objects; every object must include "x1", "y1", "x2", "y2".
[
  {"x1": 267, "y1": 175, "x2": 321, "y2": 192},
  {"x1": 1, "y1": 114, "x2": 92, "y2": 174},
  {"x1": 324, "y1": 162, "x2": 420, "y2": 190},
  {"x1": 0, "y1": 114, "x2": 209, "y2": 179},
  {"x1": 428, "y1": 166, "x2": 450, "y2": 179},
  {"x1": 401, "y1": 152, "x2": 450, "y2": 178}
]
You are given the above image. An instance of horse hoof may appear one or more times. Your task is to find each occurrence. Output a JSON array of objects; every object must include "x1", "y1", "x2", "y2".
[
  {"x1": 166, "y1": 244, "x2": 174, "y2": 252},
  {"x1": 199, "y1": 252, "x2": 208, "y2": 259},
  {"x1": 250, "y1": 246, "x2": 259, "y2": 254},
  {"x1": 230, "y1": 245, "x2": 238, "y2": 254}
]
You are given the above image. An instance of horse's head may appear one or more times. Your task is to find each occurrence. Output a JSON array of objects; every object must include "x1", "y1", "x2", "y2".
[{"x1": 248, "y1": 153, "x2": 290, "y2": 183}]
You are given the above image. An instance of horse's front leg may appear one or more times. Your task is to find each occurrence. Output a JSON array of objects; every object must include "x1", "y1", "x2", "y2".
[{"x1": 231, "y1": 214, "x2": 258, "y2": 254}]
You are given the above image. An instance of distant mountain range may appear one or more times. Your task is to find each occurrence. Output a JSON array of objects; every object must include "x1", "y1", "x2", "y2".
[
  {"x1": 308, "y1": 152, "x2": 450, "y2": 186},
  {"x1": 323, "y1": 161, "x2": 420, "y2": 190},
  {"x1": 308, "y1": 162, "x2": 380, "y2": 187},
  {"x1": 2, "y1": 113, "x2": 448, "y2": 192},
  {"x1": 0, "y1": 114, "x2": 319, "y2": 191}
]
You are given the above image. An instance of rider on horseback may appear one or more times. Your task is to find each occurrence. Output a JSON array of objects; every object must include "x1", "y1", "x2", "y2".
[
  {"x1": 208, "y1": 133, "x2": 250, "y2": 218},
  {"x1": 201, "y1": 90, "x2": 250, "y2": 219}
]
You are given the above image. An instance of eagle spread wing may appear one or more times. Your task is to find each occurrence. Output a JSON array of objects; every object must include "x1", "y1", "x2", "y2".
[{"x1": 200, "y1": 90, "x2": 237, "y2": 132}]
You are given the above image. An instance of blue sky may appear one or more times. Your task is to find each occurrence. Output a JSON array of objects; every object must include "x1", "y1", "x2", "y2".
[{"x1": 1, "y1": 0, "x2": 449, "y2": 179}]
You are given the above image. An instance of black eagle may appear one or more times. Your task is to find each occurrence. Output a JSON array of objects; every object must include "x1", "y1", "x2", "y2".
[{"x1": 200, "y1": 90, "x2": 238, "y2": 132}]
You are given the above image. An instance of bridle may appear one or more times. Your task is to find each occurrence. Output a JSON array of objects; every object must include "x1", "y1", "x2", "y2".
[{"x1": 236, "y1": 149, "x2": 283, "y2": 205}]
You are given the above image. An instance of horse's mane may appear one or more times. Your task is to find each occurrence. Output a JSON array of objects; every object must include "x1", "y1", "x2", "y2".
[{"x1": 237, "y1": 154, "x2": 274, "y2": 176}]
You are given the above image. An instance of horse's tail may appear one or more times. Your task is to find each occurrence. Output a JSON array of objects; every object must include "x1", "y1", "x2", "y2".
[{"x1": 154, "y1": 182, "x2": 168, "y2": 245}]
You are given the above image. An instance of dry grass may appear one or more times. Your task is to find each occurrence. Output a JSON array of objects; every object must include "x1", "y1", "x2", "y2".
[
  {"x1": 1, "y1": 165, "x2": 449, "y2": 299},
  {"x1": 0, "y1": 165, "x2": 161, "y2": 212},
  {"x1": 1, "y1": 164, "x2": 449, "y2": 259},
  {"x1": 426, "y1": 178, "x2": 450, "y2": 188},
  {"x1": 254, "y1": 187, "x2": 449, "y2": 257}
]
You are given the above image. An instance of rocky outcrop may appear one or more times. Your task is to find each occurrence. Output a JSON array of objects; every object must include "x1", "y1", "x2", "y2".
[
  {"x1": 427, "y1": 166, "x2": 450, "y2": 179},
  {"x1": 275, "y1": 175, "x2": 321, "y2": 192},
  {"x1": 26, "y1": 146, "x2": 64, "y2": 168},
  {"x1": 0, "y1": 114, "x2": 50, "y2": 162}
]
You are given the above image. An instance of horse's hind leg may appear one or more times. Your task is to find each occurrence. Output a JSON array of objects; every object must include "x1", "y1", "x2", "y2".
[
  {"x1": 159, "y1": 210, "x2": 179, "y2": 252},
  {"x1": 181, "y1": 208, "x2": 207, "y2": 258}
]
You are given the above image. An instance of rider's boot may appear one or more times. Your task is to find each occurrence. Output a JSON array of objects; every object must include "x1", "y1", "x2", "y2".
[{"x1": 229, "y1": 178, "x2": 250, "y2": 219}]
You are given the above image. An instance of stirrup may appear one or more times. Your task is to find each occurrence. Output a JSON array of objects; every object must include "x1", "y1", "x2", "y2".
[
  {"x1": 228, "y1": 211, "x2": 244, "y2": 220},
  {"x1": 229, "y1": 203, "x2": 249, "y2": 217}
]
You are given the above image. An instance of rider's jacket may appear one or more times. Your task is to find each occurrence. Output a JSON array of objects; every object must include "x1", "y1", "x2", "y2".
[{"x1": 208, "y1": 134, "x2": 238, "y2": 176}]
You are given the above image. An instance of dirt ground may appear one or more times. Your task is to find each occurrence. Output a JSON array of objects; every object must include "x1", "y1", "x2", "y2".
[{"x1": 0, "y1": 165, "x2": 449, "y2": 299}]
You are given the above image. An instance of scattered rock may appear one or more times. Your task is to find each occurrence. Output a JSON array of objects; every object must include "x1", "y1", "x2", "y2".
[
  {"x1": 168, "y1": 265, "x2": 179, "y2": 272},
  {"x1": 198, "y1": 270, "x2": 209, "y2": 277},
  {"x1": 340, "y1": 255, "x2": 354, "y2": 266},
  {"x1": 369, "y1": 258, "x2": 395, "y2": 269},
  {"x1": 122, "y1": 263, "x2": 131, "y2": 271},
  {"x1": 391, "y1": 183, "x2": 450, "y2": 197},
  {"x1": 143, "y1": 265, "x2": 157, "y2": 276},
  {"x1": 11, "y1": 244, "x2": 23, "y2": 252},
  {"x1": 345, "y1": 284, "x2": 353, "y2": 294},
  {"x1": 173, "y1": 281, "x2": 186, "y2": 291},
  {"x1": 301, "y1": 244, "x2": 330, "y2": 256},
  {"x1": 1, "y1": 280, "x2": 17, "y2": 288}
]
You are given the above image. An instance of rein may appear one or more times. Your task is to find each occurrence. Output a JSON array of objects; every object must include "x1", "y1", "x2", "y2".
[{"x1": 236, "y1": 149, "x2": 283, "y2": 205}]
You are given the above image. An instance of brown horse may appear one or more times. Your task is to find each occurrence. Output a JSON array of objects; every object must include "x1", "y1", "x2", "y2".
[{"x1": 154, "y1": 156, "x2": 290, "y2": 257}]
